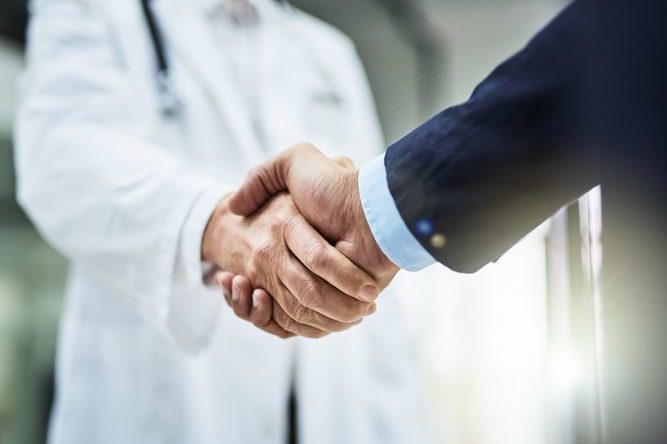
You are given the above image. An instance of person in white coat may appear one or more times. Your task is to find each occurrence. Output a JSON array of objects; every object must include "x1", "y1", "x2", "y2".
[{"x1": 15, "y1": 0, "x2": 428, "y2": 443}]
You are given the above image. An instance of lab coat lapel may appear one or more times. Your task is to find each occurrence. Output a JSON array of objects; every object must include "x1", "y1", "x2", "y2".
[{"x1": 153, "y1": 0, "x2": 266, "y2": 165}]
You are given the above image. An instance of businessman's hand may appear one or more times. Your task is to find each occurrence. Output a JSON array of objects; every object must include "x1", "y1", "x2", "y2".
[
  {"x1": 228, "y1": 143, "x2": 399, "y2": 290},
  {"x1": 203, "y1": 192, "x2": 378, "y2": 338}
]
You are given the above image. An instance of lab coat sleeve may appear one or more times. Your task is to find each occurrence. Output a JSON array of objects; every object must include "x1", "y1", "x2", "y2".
[
  {"x1": 15, "y1": 0, "x2": 230, "y2": 352},
  {"x1": 175, "y1": 187, "x2": 229, "y2": 290}
]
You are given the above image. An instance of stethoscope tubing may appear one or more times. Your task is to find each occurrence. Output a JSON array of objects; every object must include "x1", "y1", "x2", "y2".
[
  {"x1": 139, "y1": 0, "x2": 305, "y2": 118},
  {"x1": 140, "y1": 0, "x2": 182, "y2": 117}
]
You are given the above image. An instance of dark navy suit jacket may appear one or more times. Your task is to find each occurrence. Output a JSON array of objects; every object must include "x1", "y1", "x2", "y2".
[{"x1": 385, "y1": 1, "x2": 667, "y2": 441}]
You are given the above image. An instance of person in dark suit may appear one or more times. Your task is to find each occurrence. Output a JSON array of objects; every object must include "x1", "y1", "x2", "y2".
[{"x1": 222, "y1": 0, "x2": 667, "y2": 441}]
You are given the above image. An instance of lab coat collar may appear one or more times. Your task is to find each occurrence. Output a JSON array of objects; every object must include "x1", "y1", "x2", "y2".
[
  {"x1": 197, "y1": 0, "x2": 293, "y2": 24},
  {"x1": 199, "y1": 0, "x2": 242, "y2": 16},
  {"x1": 198, "y1": 0, "x2": 262, "y2": 17},
  {"x1": 154, "y1": 0, "x2": 266, "y2": 164}
]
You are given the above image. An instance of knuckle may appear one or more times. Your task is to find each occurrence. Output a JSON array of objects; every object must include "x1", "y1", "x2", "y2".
[
  {"x1": 248, "y1": 165, "x2": 265, "y2": 181},
  {"x1": 270, "y1": 213, "x2": 288, "y2": 234},
  {"x1": 355, "y1": 301, "x2": 373, "y2": 317},
  {"x1": 296, "y1": 276, "x2": 323, "y2": 308},
  {"x1": 295, "y1": 142, "x2": 316, "y2": 153},
  {"x1": 276, "y1": 330, "x2": 292, "y2": 340},
  {"x1": 310, "y1": 330, "x2": 329, "y2": 339},
  {"x1": 304, "y1": 143, "x2": 318, "y2": 154},
  {"x1": 293, "y1": 304, "x2": 311, "y2": 324},
  {"x1": 252, "y1": 241, "x2": 274, "y2": 264},
  {"x1": 283, "y1": 215, "x2": 300, "y2": 237},
  {"x1": 342, "y1": 301, "x2": 370, "y2": 323},
  {"x1": 303, "y1": 291, "x2": 325, "y2": 312},
  {"x1": 279, "y1": 314, "x2": 295, "y2": 333},
  {"x1": 275, "y1": 307, "x2": 298, "y2": 334},
  {"x1": 304, "y1": 242, "x2": 329, "y2": 271}
]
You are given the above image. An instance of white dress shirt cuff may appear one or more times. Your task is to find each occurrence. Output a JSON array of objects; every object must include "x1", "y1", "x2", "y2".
[{"x1": 358, "y1": 153, "x2": 436, "y2": 272}]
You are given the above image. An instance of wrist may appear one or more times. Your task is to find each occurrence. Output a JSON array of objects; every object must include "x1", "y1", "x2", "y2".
[
  {"x1": 347, "y1": 170, "x2": 399, "y2": 279},
  {"x1": 347, "y1": 170, "x2": 370, "y2": 239},
  {"x1": 202, "y1": 195, "x2": 233, "y2": 264}
]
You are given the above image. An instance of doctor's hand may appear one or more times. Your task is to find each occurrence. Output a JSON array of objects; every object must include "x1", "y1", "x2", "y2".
[
  {"x1": 229, "y1": 143, "x2": 400, "y2": 291},
  {"x1": 202, "y1": 192, "x2": 378, "y2": 339},
  {"x1": 214, "y1": 271, "x2": 289, "y2": 337}
]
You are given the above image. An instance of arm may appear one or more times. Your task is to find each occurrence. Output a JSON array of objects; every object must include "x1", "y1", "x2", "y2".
[
  {"x1": 229, "y1": 0, "x2": 599, "y2": 276},
  {"x1": 16, "y1": 0, "x2": 378, "y2": 344},
  {"x1": 382, "y1": 0, "x2": 599, "y2": 272},
  {"x1": 15, "y1": 0, "x2": 228, "y2": 349}
]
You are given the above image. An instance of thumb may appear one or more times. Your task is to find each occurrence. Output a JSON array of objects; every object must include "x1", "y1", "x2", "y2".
[{"x1": 228, "y1": 151, "x2": 291, "y2": 216}]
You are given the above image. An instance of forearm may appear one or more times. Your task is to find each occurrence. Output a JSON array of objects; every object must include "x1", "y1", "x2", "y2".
[
  {"x1": 16, "y1": 0, "x2": 235, "y2": 350},
  {"x1": 383, "y1": 0, "x2": 599, "y2": 272}
]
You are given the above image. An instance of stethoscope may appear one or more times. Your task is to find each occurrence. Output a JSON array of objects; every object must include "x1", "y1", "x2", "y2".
[
  {"x1": 139, "y1": 0, "x2": 304, "y2": 119},
  {"x1": 140, "y1": 0, "x2": 183, "y2": 118}
]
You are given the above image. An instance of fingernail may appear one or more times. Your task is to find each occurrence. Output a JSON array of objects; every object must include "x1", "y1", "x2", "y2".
[
  {"x1": 359, "y1": 285, "x2": 379, "y2": 301},
  {"x1": 252, "y1": 292, "x2": 260, "y2": 308},
  {"x1": 232, "y1": 284, "x2": 240, "y2": 302}
]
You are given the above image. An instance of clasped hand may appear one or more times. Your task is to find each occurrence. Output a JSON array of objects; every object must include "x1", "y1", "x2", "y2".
[{"x1": 202, "y1": 143, "x2": 399, "y2": 339}]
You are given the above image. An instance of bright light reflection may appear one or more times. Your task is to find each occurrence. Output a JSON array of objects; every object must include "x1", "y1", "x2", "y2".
[{"x1": 550, "y1": 353, "x2": 583, "y2": 392}]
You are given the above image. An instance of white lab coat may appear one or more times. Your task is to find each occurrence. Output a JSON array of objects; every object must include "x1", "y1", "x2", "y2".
[{"x1": 15, "y1": 0, "x2": 428, "y2": 443}]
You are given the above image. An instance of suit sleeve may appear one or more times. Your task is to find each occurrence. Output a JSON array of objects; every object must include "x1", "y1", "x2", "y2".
[{"x1": 384, "y1": 0, "x2": 599, "y2": 273}]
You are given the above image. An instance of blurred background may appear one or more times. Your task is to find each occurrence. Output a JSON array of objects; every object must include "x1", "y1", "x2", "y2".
[{"x1": 0, "y1": 0, "x2": 604, "y2": 443}]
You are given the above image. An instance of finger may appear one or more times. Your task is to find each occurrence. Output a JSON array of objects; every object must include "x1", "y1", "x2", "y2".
[
  {"x1": 334, "y1": 156, "x2": 355, "y2": 169},
  {"x1": 215, "y1": 271, "x2": 235, "y2": 293},
  {"x1": 228, "y1": 151, "x2": 292, "y2": 216},
  {"x1": 249, "y1": 290, "x2": 294, "y2": 339},
  {"x1": 284, "y1": 214, "x2": 379, "y2": 303},
  {"x1": 271, "y1": 298, "x2": 330, "y2": 339},
  {"x1": 248, "y1": 291, "x2": 294, "y2": 339},
  {"x1": 215, "y1": 271, "x2": 235, "y2": 307},
  {"x1": 277, "y1": 262, "x2": 368, "y2": 329},
  {"x1": 228, "y1": 143, "x2": 322, "y2": 216},
  {"x1": 282, "y1": 259, "x2": 376, "y2": 324},
  {"x1": 250, "y1": 289, "x2": 274, "y2": 328},
  {"x1": 231, "y1": 275, "x2": 253, "y2": 320},
  {"x1": 257, "y1": 318, "x2": 296, "y2": 339}
]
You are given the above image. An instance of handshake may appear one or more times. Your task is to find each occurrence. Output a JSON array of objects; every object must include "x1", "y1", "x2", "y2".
[{"x1": 203, "y1": 143, "x2": 400, "y2": 339}]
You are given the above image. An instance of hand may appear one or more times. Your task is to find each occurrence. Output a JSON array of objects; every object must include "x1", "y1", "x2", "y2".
[
  {"x1": 228, "y1": 143, "x2": 400, "y2": 290},
  {"x1": 214, "y1": 271, "x2": 291, "y2": 338},
  {"x1": 203, "y1": 192, "x2": 379, "y2": 338}
]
